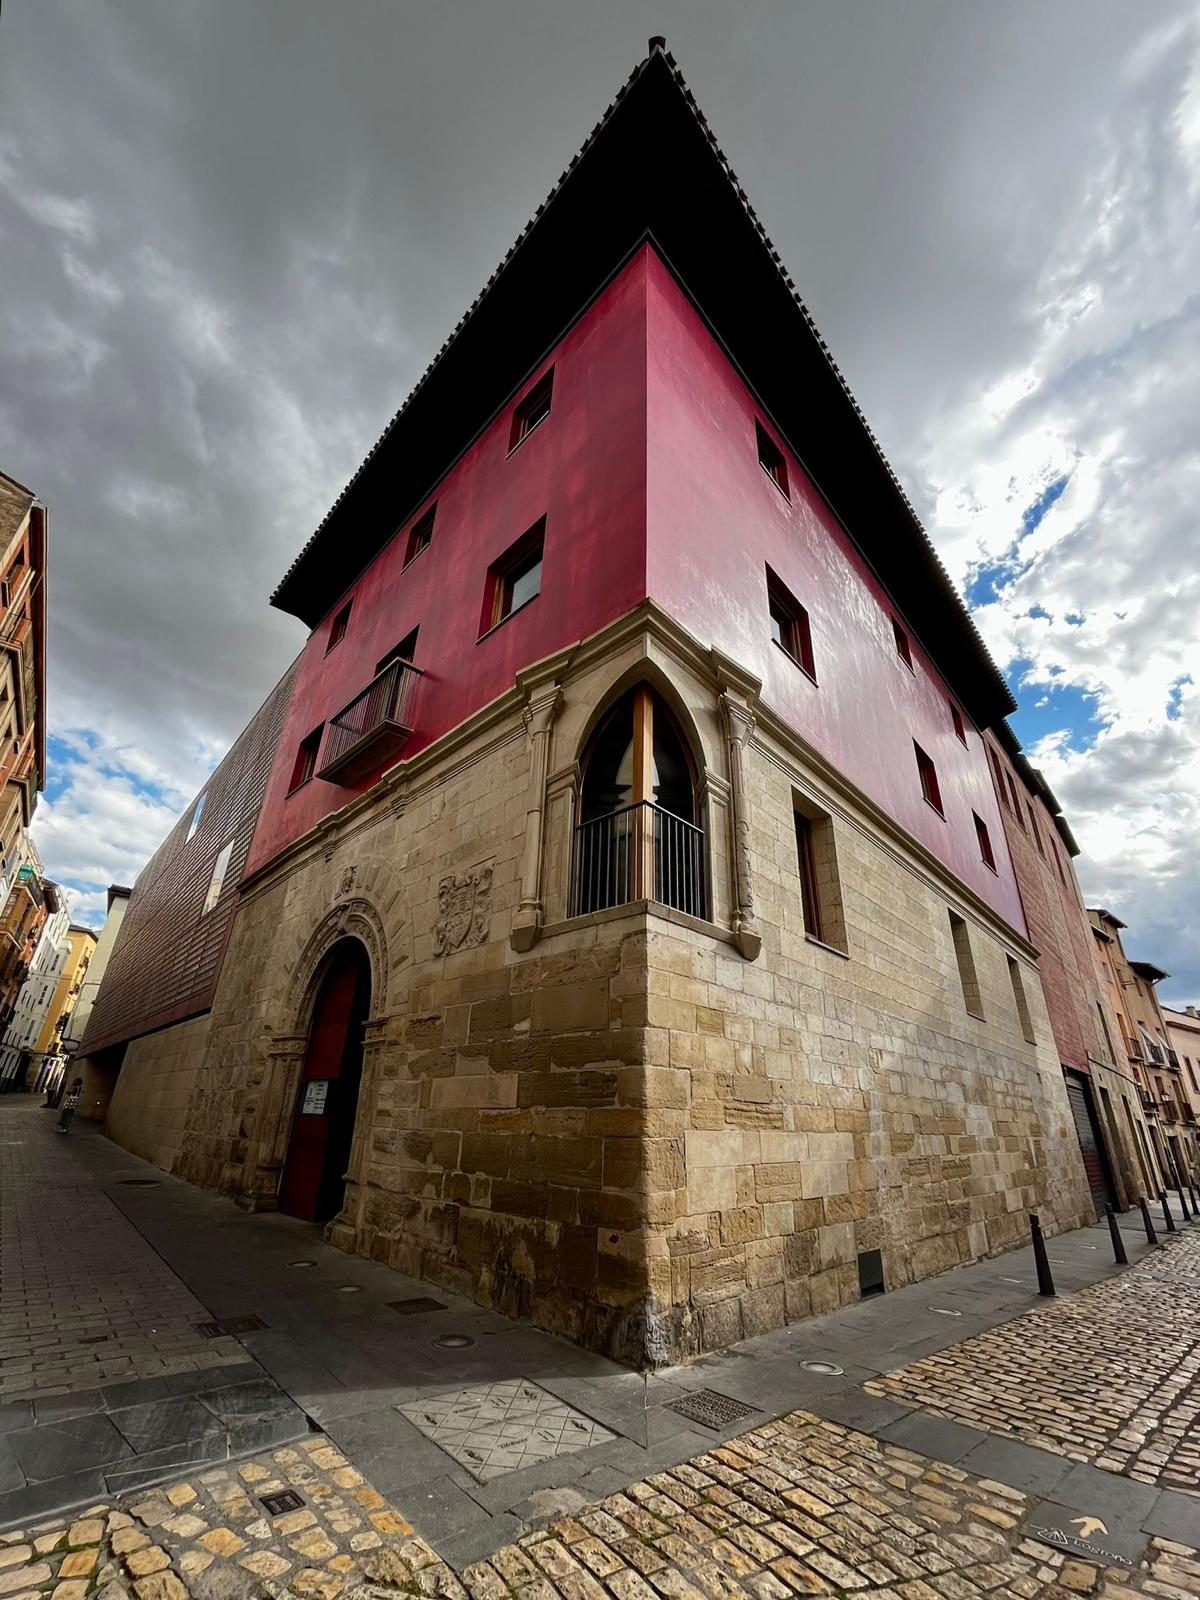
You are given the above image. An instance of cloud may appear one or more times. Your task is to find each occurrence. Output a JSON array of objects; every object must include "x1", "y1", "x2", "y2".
[{"x1": 0, "y1": 1, "x2": 1195, "y2": 1002}]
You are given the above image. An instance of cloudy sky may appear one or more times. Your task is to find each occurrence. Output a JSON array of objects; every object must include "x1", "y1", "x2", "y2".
[{"x1": 1, "y1": 2, "x2": 1197, "y2": 1003}]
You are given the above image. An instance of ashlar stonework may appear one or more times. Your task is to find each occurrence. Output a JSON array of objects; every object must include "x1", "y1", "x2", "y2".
[{"x1": 113, "y1": 606, "x2": 1094, "y2": 1366}]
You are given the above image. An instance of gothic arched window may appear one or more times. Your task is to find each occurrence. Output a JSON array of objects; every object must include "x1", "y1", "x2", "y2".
[{"x1": 573, "y1": 686, "x2": 707, "y2": 918}]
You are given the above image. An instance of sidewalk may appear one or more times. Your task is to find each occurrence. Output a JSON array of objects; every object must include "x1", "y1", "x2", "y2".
[{"x1": 2, "y1": 1095, "x2": 1197, "y2": 1577}]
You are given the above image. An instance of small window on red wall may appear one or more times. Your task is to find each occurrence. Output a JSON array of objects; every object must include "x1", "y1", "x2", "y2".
[
  {"x1": 766, "y1": 567, "x2": 816, "y2": 681},
  {"x1": 892, "y1": 617, "x2": 914, "y2": 670},
  {"x1": 403, "y1": 506, "x2": 435, "y2": 567},
  {"x1": 755, "y1": 421, "x2": 790, "y2": 499},
  {"x1": 951, "y1": 704, "x2": 967, "y2": 744},
  {"x1": 509, "y1": 370, "x2": 553, "y2": 451},
  {"x1": 914, "y1": 741, "x2": 942, "y2": 814},
  {"x1": 289, "y1": 725, "x2": 323, "y2": 793},
  {"x1": 480, "y1": 519, "x2": 545, "y2": 635},
  {"x1": 326, "y1": 602, "x2": 351, "y2": 653},
  {"x1": 974, "y1": 811, "x2": 997, "y2": 871}
]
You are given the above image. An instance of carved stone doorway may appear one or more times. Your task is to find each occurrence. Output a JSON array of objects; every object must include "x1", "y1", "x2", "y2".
[{"x1": 278, "y1": 939, "x2": 372, "y2": 1224}]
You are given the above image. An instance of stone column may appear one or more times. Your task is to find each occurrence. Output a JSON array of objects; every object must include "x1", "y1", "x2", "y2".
[
  {"x1": 237, "y1": 1033, "x2": 306, "y2": 1210},
  {"x1": 510, "y1": 684, "x2": 562, "y2": 952},
  {"x1": 720, "y1": 691, "x2": 762, "y2": 961}
]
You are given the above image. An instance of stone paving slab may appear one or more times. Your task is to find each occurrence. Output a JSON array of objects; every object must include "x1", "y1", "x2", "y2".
[
  {"x1": 0, "y1": 1412, "x2": 1197, "y2": 1600},
  {"x1": 866, "y1": 1231, "x2": 1200, "y2": 1495}
]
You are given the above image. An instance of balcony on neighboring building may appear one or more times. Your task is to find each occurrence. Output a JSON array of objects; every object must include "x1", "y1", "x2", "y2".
[
  {"x1": 1160, "y1": 1098, "x2": 1179, "y2": 1124},
  {"x1": 1182, "y1": 1103, "x2": 1197, "y2": 1125},
  {"x1": 1138, "y1": 1087, "x2": 1157, "y2": 1115},
  {"x1": 318, "y1": 658, "x2": 423, "y2": 784}
]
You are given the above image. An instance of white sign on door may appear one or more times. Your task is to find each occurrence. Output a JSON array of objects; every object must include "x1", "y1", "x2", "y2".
[{"x1": 301, "y1": 1080, "x2": 330, "y2": 1115}]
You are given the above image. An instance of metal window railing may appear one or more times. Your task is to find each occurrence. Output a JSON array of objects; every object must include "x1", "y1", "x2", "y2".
[
  {"x1": 321, "y1": 658, "x2": 422, "y2": 774},
  {"x1": 572, "y1": 800, "x2": 708, "y2": 920}
]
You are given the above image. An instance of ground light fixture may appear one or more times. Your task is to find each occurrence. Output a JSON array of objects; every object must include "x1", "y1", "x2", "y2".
[
  {"x1": 432, "y1": 1333, "x2": 475, "y2": 1349},
  {"x1": 799, "y1": 1359, "x2": 845, "y2": 1375},
  {"x1": 288, "y1": 1260, "x2": 317, "y2": 1268},
  {"x1": 928, "y1": 1306, "x2": 963, "y2": 1316}
]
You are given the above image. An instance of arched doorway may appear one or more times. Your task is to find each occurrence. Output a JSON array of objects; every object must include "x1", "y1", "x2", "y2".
[
  {"x1": 573, "y1": 685, "x2": 707, "y2": 919},
  {"x1": 278, "y1": 939, "x2": 371, "y2": 1224}
]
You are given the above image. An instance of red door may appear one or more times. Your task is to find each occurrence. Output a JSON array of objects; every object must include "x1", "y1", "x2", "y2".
[{"x1": 278, "y1": 945, "x2": 370, "y2": 1222}]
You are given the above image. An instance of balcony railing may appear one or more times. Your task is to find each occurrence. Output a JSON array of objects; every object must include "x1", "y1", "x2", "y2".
[
  {"x1": 1161, "y1": 1099, "x2": 1179, "y2": 1124},
  {"x1": 1167, "y1": 1048, "x2": 1180, "y2": 1070},
  {"x1": 1138, "y1": 1087, "x2": 1157, "y2": 1114},
  {"x1": 572, "y1": 801, "x2": 708, "y2": 920},
  {"x1": 319, "y1": 659, "x2": 422, "y2": 783},
  {"x1": 1182, "y1": 1103, "x2": 1197, "y2": 1125}
]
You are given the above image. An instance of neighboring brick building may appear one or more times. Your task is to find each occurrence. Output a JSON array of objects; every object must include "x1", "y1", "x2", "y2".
[
  {"x1": 88, "y1": 44, "x2": 1094, "y2": 1364},
  {"x1": 1089, "y1": 909, "x2": 1197, "y2": 1193},
  {"x1": 982, "y1": 728, "x2": 1155, "y2": 1212}
]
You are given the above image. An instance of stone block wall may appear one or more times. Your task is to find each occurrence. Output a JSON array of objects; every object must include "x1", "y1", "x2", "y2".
[
  {"x1": 104, "y1": 1014, "x2": 212, "y2": 1170},
  {"x1": 101, "y1": 608, "x2": 1093, "y2": 1368}
]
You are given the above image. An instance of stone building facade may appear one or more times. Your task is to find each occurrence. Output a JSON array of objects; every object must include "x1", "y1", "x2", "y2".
[
  {"x1": 128, "y1": 608, "x2": 1089, "y2": 1367},
  {"x1": 86, "y1": 44, "x2": 1095, "y2": 1368}
]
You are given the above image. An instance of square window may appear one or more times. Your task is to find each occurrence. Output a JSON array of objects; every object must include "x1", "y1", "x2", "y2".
[
  {"x1": 766, "y1": 568, "x2": 816, "y2": 680},
  {"x1": 1007, "y1": 772, "x2": 1025, "y2": 823},
  {"x1": 376, "y1": 627, "x2": 418, "y2": 676},
  {"x1": 951, "y1": 704, "x2": 967, "y2": 744},
  {"x1": 892, "y1": 617, "x2": 914, "y2": 670},
  {"x1": 1027, "y1": 802, "x2": 1045, "y2": 856},
  {"x1": 289, "y1": 725, "x2": 323, "y2": 793},
  {"x1": 755, "y1": 421, "x2": 789, "y2": 498},
  {"x1": 974, "y1": 811, "x2": 996, "y2": 871},
  {"x1": 989, "y1": 747, "x2": 1009, "y2": 806},
  {"x1": 914, "y1": 741, "x2": 942, "y2": 814},
  {"x1": 857, "y1": 1249, "x2": 885, "y2": 1298},
  {"x1": 326, "y1": 601, "x2": 351, "y2": 654},
  {"x1": 483, "y1": 520, "x2": 544, "y2": 633},
  {"x1": 509, "y1": 370, "x2": 553, "y2": 451},
  {"x1": 403, "y1": 506, "x2": 435, "y2": 567}
]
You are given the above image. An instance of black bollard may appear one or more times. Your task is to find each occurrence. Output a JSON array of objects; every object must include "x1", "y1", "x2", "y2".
[
  {"x1": 1177, "y1": 1181, "x2": 1193, "y2": 1221},
  {"x1": 1161, "y1": 1190, "x2": 1177, "y2": 1233},
  {"x1": 1191, "y1": 1182, "x2": 1200, "y2": 1218},
  {"x1": 1139, "y1": 1195, "x2": 1159, "y2": 1245},
  {"x1": 1030, "y1": 1212, "x2": 1056, "y2": 1296},
  {"x1": 1105, "y1": 1204, "x2": 1128, "y2": 1264}
]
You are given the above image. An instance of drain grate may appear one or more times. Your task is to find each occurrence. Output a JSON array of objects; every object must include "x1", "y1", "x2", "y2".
[
  {"x1": 116, "y1": 1178, "x2": 161, "y2": 1187},
  {"x1": 195, "y1": 1314, "x2": 268, "y2": 1339},
  {"x1": 666, "y1": 1388, "x2": 761, "y2": 1430},
  {"x1": 388, "y1": 1297, "x2": 447, "y2": 1316},
  {"x1": 260, "y1": 1490, "x2": 304, "y2": 1517}
]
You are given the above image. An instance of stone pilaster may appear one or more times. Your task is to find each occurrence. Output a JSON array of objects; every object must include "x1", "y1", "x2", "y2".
[
  {"x1": 719, "y1": 691, "x2": 762, "y2": 961},
  {"x1": 510, "y1": 684, "x2": 563, "y2": 952}
]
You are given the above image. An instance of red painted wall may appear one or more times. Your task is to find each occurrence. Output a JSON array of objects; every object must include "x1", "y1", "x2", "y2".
[
  {"x1": 643, "y1": 253, "x2": 1025, "y2": 931},
  {"x1": 984, "y1": 735, "x2": 1101, "y2": 1070},
  {"x1": 246, "y1": 255, "x2": 650, "y2": 876}
]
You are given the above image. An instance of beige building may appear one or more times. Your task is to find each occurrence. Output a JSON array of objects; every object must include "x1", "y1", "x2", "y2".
[{"x1": 1162, "y1": 1004, "x2": 1200, "y2": 1158}]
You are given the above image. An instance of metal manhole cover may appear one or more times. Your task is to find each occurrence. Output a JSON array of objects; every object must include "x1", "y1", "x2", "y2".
[
  {"x1": 260, "y1": 1490, "x2": 305, "y2": 1517},
  {"x1": 116, "y1": 1178, "x2": 160, "y2": 1186},
  {"x1": 388, "y1": 1297, "x2": 446, "y2": 1316},
  {"x1": 666, "y1": 1389, "x2": 761, "y2": 1430},
  {"x1": 432, "y1": 1333, "x2": 474, "y2": 1349},
  {"x1": 221, "y1": 1314, "x2": 267, "y2": 1335},
  {"x1": 800, "y1": 1359, "x2": 845, "y2": 1376},
  {"x1": 195, "y1": 1315, "x2": 267, "y2": 1339}
]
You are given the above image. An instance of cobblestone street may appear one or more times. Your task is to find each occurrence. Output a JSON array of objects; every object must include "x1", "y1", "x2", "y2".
[
  {"x1": 866, "y1": 1234, "x2": 1200, "y2": 1494},
  {"x1": 2, "y1": 1099, "x2": 1200, "y2": 1598}
]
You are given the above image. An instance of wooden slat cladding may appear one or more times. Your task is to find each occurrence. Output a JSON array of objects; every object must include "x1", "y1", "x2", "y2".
[{"x1": 78, "y1": 663, "x2": 299, "y2": 1054}]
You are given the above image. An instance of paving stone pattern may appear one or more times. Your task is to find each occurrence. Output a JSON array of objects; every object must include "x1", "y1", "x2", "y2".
[
  {"x1": 0, "y1": 1117, "x2": 245, "y2": 1402},
  {"x1": 1, "y1": 1413, "x2": 1198, "y2": 1600},
  {"x1": 866, "y1": 1231, "x2": 1200, "y2": 1495},
  {"x1": 398, "y1": 1381, "x2": 615, "y2": 1484}
]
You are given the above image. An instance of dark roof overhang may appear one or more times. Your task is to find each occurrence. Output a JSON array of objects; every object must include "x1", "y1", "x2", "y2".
[
  {"x1": 270, "y1": 45, "x2": 1014, "y2": 730},
  {"x1": 1130, "y1": 960, "x2": 1169, "y2": 983}
]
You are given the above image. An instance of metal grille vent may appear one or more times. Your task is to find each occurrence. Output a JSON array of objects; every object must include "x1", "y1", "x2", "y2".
[
  {"x1": 260, "y1": 1490, "x2": 304, "y2": 1517},
  {"x1": 116, "y1": 1179, "x2": 161, "y2": 1187},
  {"x1": 387, "y1": 1297, "x2": 447, "y2": 1316},
  {"x1": 194, "y1": 1314, "x2": 268, "y2": 1339},
  {"x1": 666, "y1": 1389, "x2": 761, "y2": 1430}
]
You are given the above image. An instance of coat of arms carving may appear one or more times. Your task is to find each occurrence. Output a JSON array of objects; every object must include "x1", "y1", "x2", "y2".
[
  {"x1": 336, "y1": 864, "x2": 357, "y2": 898},
  {"x1": 433, "y1": 865, "x2": 493, "y2": 954}
]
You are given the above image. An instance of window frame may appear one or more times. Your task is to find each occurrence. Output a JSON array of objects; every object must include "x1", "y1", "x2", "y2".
[
  {"x1": 892, "y1": 617, "x2": 914, "y2": 671},
  {"x1": 376, "y1": 627, "x2": 418, "y2": 677},
  {"x1": 402, "y1": 505, "x2": 436, "y2": 568},
  {"x1": 914, "y1": 741, "x2": 943, "y2": 815},
  {"x1": 185, "y1": 793, "x2": 206, "y2": 843},
  {"x1": 480, "y1": 519, "x2": 545, "y2": 636},
  {"x1": 755, "y1": 420, "x2": 790, "y2": 499},
  {"x1": 508, "y1": 369, "x2": 554, "y2": 453},
  {"x1": 766, "y1": 567, "x2": 816, "y2": 682},
  {"x1": 974, "y1": 811, "x2": 997, "y2": 872},
  {"x1": 288, "y1": 724, "x2": 324, "y2": 795},
  {"x1": 951, "y1": 704, "x2": 968, "y2": 745},
  {"x1": 325, "y1": 601, "x2": 352, "y2": 655},
  {"x1": 948, "y1": 910, "x2": 984, "y2": 1019},
  {"x1": 794, "y1": 812, "x2": 823, "y2": 942},
  {"x1": 202, "y1": 840, "x2": 235, "y2": 917}
]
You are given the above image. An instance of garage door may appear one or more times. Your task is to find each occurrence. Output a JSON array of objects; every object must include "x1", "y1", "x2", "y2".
[{"x1": 1065, "y1": 1072, "x2": 1114, "y2": 1213}]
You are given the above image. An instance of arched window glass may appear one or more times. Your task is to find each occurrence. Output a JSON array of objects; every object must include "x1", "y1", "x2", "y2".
[{"x1": 574, "y1": 687, "x2": 706, "y2": 918}]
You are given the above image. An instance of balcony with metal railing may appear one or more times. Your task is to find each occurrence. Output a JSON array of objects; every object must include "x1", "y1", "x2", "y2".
[
  {"x1": 318, "y1": 658, "x2": 423, "y2": 784},
  {"x1": 572, "y1": 801, "x2": 708, "y2": 921}
]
